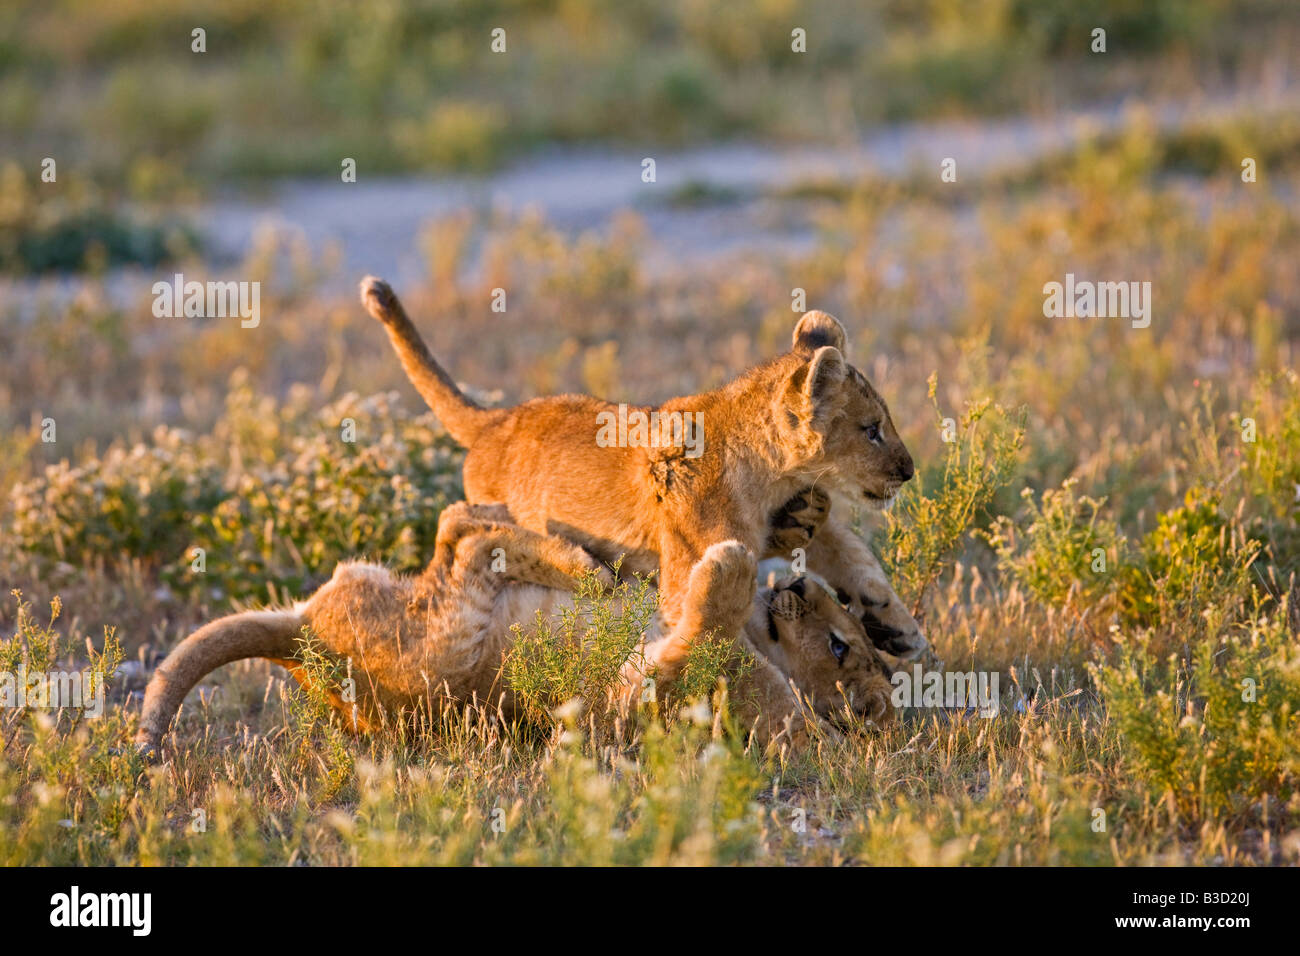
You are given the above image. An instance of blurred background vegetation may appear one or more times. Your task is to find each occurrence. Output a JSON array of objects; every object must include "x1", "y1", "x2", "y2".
[{"x1": 2, "y1": 0, "x2": 1296, "y2": 185}]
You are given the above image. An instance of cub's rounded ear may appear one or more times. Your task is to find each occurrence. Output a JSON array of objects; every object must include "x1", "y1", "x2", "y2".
[
  {"x1": 802, "y1": 345, "x2": 847, "y2": 404},
  {"x1": 783, "y1": 345, "x2": 847, "y2": 440},
  {"x1": 792, "y1": 310, "x2": 847, "y2": 355}
]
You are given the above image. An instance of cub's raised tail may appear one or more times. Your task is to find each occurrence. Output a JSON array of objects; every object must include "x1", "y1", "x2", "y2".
[
  {"x1": 134, "y1": 610, "x2": 304, "y2": 757},
  {"x1": 359, "y1": 276, "x2": 498, "y2": 447}
]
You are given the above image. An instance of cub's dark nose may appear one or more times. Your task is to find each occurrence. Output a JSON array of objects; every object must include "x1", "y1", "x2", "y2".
[{"x1": 896, "y1": 456, "x2": 915, "y2": 482}]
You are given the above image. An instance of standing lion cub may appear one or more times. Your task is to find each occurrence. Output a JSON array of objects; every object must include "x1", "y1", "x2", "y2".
[
  {"x1": 361, "y1": 277, "x2": 926, "y2": 658},
  {"x1": 134, "y1": 502, "x2": 895, "y2": 755}
]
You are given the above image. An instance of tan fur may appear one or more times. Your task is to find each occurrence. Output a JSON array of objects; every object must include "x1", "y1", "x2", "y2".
[
  {"x1": 618, "y1": 549, "x2": 896, "y2": 746},
  {"x1": 135, "y1": 503, "x2": 893, "y2": 756},
  {"x1": 361, "y1": 277, "x2": 926, "y2": 658}
]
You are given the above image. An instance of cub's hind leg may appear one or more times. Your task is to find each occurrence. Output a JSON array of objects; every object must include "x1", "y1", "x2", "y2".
[
  {"x1": 433, "y1": 501, "x2": 509, "y2": 565},
  {"x1": 431, "y1": 503, "x2": 614, "y2": 592}
]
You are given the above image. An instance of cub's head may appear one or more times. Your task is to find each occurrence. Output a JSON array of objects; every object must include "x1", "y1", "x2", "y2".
[
  {"x1": 751, "y1": 572, "x2": 895, "y2": 728},
  {"x1": 775, "y1": 311, "x2": 914, "y2": 509}
]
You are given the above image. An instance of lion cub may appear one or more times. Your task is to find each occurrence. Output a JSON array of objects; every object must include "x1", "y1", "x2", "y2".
[
  {"x1": 361, "y1": 278, "x2": 926, "y2": 659},
  {"x1": 135, "y1": 502, "x2": 894, "y2": 756}
]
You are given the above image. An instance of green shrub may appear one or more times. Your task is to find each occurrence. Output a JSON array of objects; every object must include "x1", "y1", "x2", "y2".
[
  {"x1": 7, "y1": 428, "x2": 226, "y2": 572},
  {"x1": 504, "y1": 569, "x2": 655, "y2": 726},
  {"x1": 985, "y1": 478, "x2": 1122, "y2": 612},
  {"x1": 885, "y1": 376, "x2": 1025, "y2": 608},
  {"x1": 396, "y1": 101, "x2": 507, "y2": 171},
  {"x1": 0, "y1": 163, "x2": 197, "y2": 274},
  {"x1": 1, "y1": 593, "x2": 122, "y2": 704},
  {"x1": 4, "y1": 380, "x2": 464, "y2": 603},
  {"x1": 672, "y1": 631, "x2": 755, "y2": 707},
  {"x1": 1093, "y1": 601, "x2": 1300, "y2": 821},
  {"x1": 1239, "y1": 369, "x2": 1300, "y2": 558},
  {"x1": 285, "y1": 628, "x2": 355, "y2": 800},
  {"x1": 1117, "y1": 487, "x2": 1262, "y2": 634}
]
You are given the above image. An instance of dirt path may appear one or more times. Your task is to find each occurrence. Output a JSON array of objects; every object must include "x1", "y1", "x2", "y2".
[{"x1": 5, "y1": 82, "x2": 1298, "y2": 312}]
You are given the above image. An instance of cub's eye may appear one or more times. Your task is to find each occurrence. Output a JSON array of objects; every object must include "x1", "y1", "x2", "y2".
[
  {"x1": 862, "y1": 422, "x2": 882, "y2": 443},
  {"x1": 829, "y1": 633, "x2": 849, "y2": 664}
]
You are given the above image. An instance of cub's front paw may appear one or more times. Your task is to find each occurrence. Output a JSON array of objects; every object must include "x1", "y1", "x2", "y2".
[
  {"x1": 848, "y1": 592, "x2": 928, "y2": 660},
  {"x1": 765, "y1": 487, "x2": 832, "y2": 555}
]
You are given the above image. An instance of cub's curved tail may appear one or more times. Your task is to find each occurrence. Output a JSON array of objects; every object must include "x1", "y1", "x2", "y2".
[
  {"x1": 134, "y1": 610, "x2": 303, "y2": 756},
  {"x1": 359, "y1": 276, "x2": 497, "y2": 447}
]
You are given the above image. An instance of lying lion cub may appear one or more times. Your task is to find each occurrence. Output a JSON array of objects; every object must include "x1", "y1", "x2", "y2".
[
  {"x1": 134, "y1": 502, "x2": 894, "y2": 756},
  {"x1": 361, "y1": 277, "x2": 926, "y2": 659}
]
